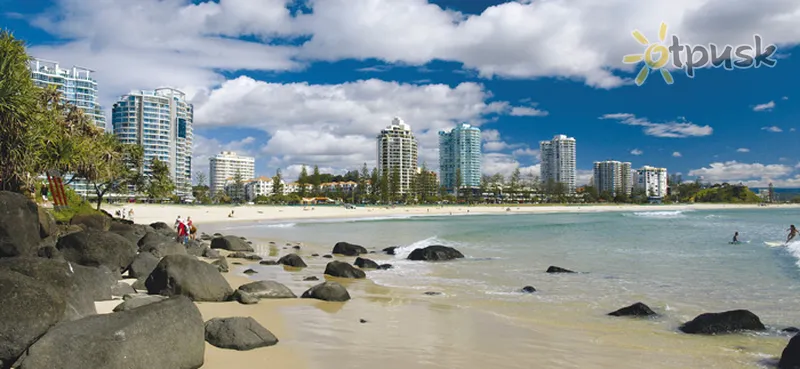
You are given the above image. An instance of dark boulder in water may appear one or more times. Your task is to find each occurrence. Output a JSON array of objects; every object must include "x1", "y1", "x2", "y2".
[
  {"x1": 382, "y1": 246, "x2": 397, "y2": 255},
  {"x1": 521, "y1": 286, "x2": 536, "y2": 293},
  {"x1": 277, "y1": 254, "x2": 307, "y2": 268},
  {"x1": 608, "y1": 302, "x2": 656, "y2": 317},
  {"x1": 354, "y1": 257, "x2": 379, "y2": 269},
  {"x1": 204, "y1": 317, "x2": 278, "y2": 351},
  {"x1": 546, "y1": 266, "x2": 575, "y2": 273},
  {"x1": 378, "y1": 264, "x2": 393, "y2": 270},
  {"x1": 779, "y1": 333, "x2": 800, "y2": 368},
  {"x1": 407, "y1": 245, "x2": 464, "y2": 261},
  {"x1": 301, "y1": 281, "x2": 351, "y2": 302},
  {"x1": 783, "y1": 327, "x2": 800, "y2": 334},
  {"x1": 322, "y1": 254, "x2": 333, "y2": 259},
  {"x1": 332, "y1": 242, "x2": 368, "y2": 256},
  {"x1": 324, "y1": 261, "x2": 366, "y2": 279},
  {"x1": 679, "y1": 310, "x2": 765, "y2": 334}
]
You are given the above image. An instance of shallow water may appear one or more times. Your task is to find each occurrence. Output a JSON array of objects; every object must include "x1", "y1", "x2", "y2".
[{"x1": 212, "y1": 208, "x2": 800, "y2": 368}]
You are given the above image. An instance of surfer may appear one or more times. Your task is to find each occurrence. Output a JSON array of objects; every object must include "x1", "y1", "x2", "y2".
[
  {"x1": 732, "y1": 232, "x2": 739, "y2": 243},
  {"x1": 787, "y1": 225, "x2": 799, "y2": 243}
]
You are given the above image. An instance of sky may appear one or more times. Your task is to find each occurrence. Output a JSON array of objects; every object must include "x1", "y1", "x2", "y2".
[{"x1": 2, "y1": 0, "x2": 799, "y2": 187}]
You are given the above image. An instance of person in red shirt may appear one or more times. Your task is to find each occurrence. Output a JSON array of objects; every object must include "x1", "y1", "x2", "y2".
[{"x1": 177, "y1": 221, "x2": 187, "y2": 244}]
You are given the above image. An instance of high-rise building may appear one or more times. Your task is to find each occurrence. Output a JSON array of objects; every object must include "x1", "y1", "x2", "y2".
[
  {"x1": 376, "y1": 117, "x2": 419, "y2": 195},
  {"x1": 593, "y1": 161, "x2": 633, "y2": 196},
  {"x1": 634, "y1": 166, "x2": 668, "y2": 198},
  {"x1": 540, "y1": 135, "x2": 577, "y2": 193},
  {"x1": 112, "y1": 88, "x2": 194, "y2": 199},
  {"x1": 29, "y1": 58, "x2": 107, "y2": 129},
  {"x1": 438, "y1": 124, "x2": 481, "y2": 193},
  {"x1": 209, "y1": 151, "x2": 256, "y2": 196}
]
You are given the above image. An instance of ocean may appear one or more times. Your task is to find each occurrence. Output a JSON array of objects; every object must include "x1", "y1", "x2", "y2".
[{"x1": 210, "y1": 208, "x2": 800, "y2": 369}]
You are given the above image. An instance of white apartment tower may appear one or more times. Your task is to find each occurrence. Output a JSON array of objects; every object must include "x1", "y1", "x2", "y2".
[
  {"x1": 540, "y1": 135, "x2": 577, "y2": 193},
  {"x1": 112, "y1": 88, "x2": 194, "y2": 199},
  {"x1": 634, "y1": 166, "x2": 668, "y2": 198},
  {"x1": 377, "y1": 117, "x2": 419, "y2": 195},
  {"x1": 29, "y1": 58, "x2": 107, "y2": 129},
  {"x1": 593, "y1": 161, "x2": 632, "y2": 196},
  {"x1": 209, "y1": 151, "x2": 256, "y2": 196}
]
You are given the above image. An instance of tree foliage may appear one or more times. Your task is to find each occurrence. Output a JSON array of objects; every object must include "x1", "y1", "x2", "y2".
[{"x1": 145, "y1": 157, "x2": 175, "y2": 200}]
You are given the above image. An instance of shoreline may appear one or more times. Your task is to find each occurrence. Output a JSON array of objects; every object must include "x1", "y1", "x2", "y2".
[{"x1": 104, "y1": 203, "x2": 798, "y2": 226}]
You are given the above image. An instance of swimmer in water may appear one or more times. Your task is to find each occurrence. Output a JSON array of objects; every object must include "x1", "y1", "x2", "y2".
[
  {"x1": 787, "y1": 225, "x2": 798, "y2": 243},
  {"x1": 732, "y1": 231, "x2": 739, "y2": 243}
]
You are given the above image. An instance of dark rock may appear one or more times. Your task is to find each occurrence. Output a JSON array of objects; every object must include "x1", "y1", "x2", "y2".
[
  {"x1": 779, "y1": 333, "x2": 800, "y2": 368},
  {"x1": 111, "y1": 281, "x2": 136, "y2": 296},
  {"x1": 259, "y1": 260, "x2": 278, "y2": 266},
  {"x1": 213, "y1": 233, "x2": 222, "y2": 237},
  {"x1": 546, "y1": 266, "x2": 575, "y2": 273},
  {"x1": 203, "y1": 248, "x2": 221, "y2": 259},
  {"x1": 301, "y1": 281, "x2": 351, "y2": 302},
  {"x1": 112, "y1": 295, "x2": 167, "y2": 312},
  {"x1": 354, "y1": 257, "x2": 380, "y2": 269},
  {"x1": 238, "y1": 280, "x2": 296, "y2": 299},
  {"x1": 243, "y1": 269, "x2": 257, "y2": 274},
  {"x1": 200, "y1": 234, "x2": 212, "y2": 241},
  {"x1": 407, "y1": 245, "x2": 464, "y2": 261},
  {"x1": 322, "y1": 254, "x2": 333, "y2": 259},
  {"x1": 137, "y1": 232, "x2": 187, "y2": 258},
  {"x1": 424, "y1": 291, "x2": 442, "y2": 296},
  {"x1": 127, "y1": 252, "x2": 160, "y2": 279},
  {"x1": 0, "y1": 192, "x2": 41, "y2": 258},
  {"x1": 186, "y1": 240, "x2": 208, "y2": 257},
  {"x1": 212, "y1": 257, "x2": 229, "y2": 273},
  {"x1": 304, "y1": 276, "x2": 319, "y2": 281},
  {"x1": 292, "y1": 245, "x2": 301, "y2": 250},
  {"x1": 608, "y1": 302, "x2": 657, "y2": 317},
  {"x1": 679, "y1": 310, "x2": 766, "y2": 334},
  {"x1": 56, "y1": 230, "x2": 137, "y2": 273},
  {"x1": 210, "y1": 236, "x2": 254, "y2": 252},
  {"x1": 232, "y1": 262, "x2": 242, "y2": 265},
  {"x1": 227, "y1": 252, "x2": 247, "y2": 259},
  {"x1": 204, "y1": 317, "x2": 278, "y2": 351},
  {"x1": 360, "y1": 319, "x2": 367, "y2": 323},
  {"x1": 17, "y1": 296, "x2": 205, "y2": 369},
  {"x1": 332, "y1": 242, "x2": 368, "y2": 256},
  {"x1": 324, "y1": 261, "x2": 366, "y2": 279},
  {"x1": 277, "y1": 253, "x2": 307, "y2": 268},
  {"x1": 131, "y1": 278, "x2": 146, "y2": 292},
  {"x1": 244, "y1": 254, "x2": 262, "y2": 261},
  {"x1": 148, "y1": 222, "x2": 177, "y2": 239},
  {"x1": 369, "y1": 251, "x2": 376, "y2": 254},
  {"x1": 311, "y1": 253, "x2": 319, "y2": 257},
  {"x1": 521, "y1": 286, "x2": 536, "y2": 293},
  {"x1": 37, "y1": 244, "x2": 63, "y2": 261},
  {"x1": 378, "y1": 264, "x2": 393, "y2": 270},
  {"x1": 0, "y1": 270, "x2": 65, "y2": 368},
  {"x1": 108, "y1": 223, "x2": 148, "y2": 245},
  {"x1": 233, "y1": 290, "x2": 259, "y2": 305},
  {"x1": 382, "y1": 246, "x2": 397, "y2": 255},
  {"x1": 69, "y1": 213, "x2": 110, "y2": 232},
  {"x1": 783, "y1": 327, "x2": 800, "y2": 334},
  {"x1": 145, "y1": 254, "x2": 234, "y2": 302},
  {"x1": 37, "y1": 207, "x2": 56, "y2": 239}
]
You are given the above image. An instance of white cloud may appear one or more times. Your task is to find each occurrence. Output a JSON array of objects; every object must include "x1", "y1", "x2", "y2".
[
  {"x1": 481, "y1": 129, "x2": 524, "y2": 152},
  {"x1": 600, "y1": 113, "x2": 712, "y2": 138},
  {"x1": 753, "y1": 101, "x2": 775, "y2": 112},
  {"x1": 688, "y1": 161, "x2": 794, "y2": 183},
  {"x1": 736, "y1": 148, "x2": 750, "y2": 153},
  {"x1": 762, "y1": 126, "x2": 783, "y2": 133},
  {"x1": 791, "y1": 128, "x2": 797, "y2": 132},
  {"x1": 672, "y1": 151, "x2": 682, "y2": 157},
  {"x1": 509, "y1": 106, "x2": 549, "y2": 117},
  {"x1": 481, "y1": 153, "x2": 539, "y2": 178},
  {"x1": 576, "y1": 170, "x2": 593, "y2": 186},
  {"x1": 783, "y1": 96, "x2": 790, "y2": 100},
  {"x1": 630, "y1": 149, "x2": 643, "y2": 155},
  {"x1": 512, "y1": 148, "x2": 540, "y2": 159}
]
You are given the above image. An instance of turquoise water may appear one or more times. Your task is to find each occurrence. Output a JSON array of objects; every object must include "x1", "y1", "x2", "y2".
[{"x1": 215, "y1": 208, "x2": 800, "y2": 368}]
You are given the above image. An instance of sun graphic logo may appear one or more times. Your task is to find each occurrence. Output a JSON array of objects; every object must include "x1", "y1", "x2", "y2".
[{"x1": 623, "y1": 22, "x2": 674, "y2": 86}]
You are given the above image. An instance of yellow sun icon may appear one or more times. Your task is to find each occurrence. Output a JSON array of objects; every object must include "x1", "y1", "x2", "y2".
[{"x1": 623, "y1": 22, "x2": 674, "y2": 86}]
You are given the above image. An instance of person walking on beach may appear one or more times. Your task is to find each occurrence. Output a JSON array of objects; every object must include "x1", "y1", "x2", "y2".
[
  {"x1": 787, "y1": 225, "x2": 799, "y2": 243},
  {"x1": 187, "y1": 217, "x2": 196, "y2": 241},
  {"x1": 128, "y1": 208, "x2": 134, "y2": 222},
  {"x1": 174, "y1": 215, "x2": 182, "y2": 231},
  {"x1": 176, "y1": 220, "x2": 188, "y2": 245}
]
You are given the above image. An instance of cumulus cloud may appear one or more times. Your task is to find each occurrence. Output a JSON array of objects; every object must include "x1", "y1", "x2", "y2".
[
  {"x1": 753, "y1": 101, "x2": 775, "y2": 112},
  {"x1": 688, "y1": 161, "x2": 794, "y2": 183},
  {"x1": 631, "y1": 149, "x2": 643, "y2": 155},
  {"x1": 481, "y1": 129, "x2": 524, "y2": 152},
  {"x1": 762, "y1": 126, "x2": 783, "y2": 133},
  {"x1": 600, "y1": 113, "x2": 713, "y2": 138},
  {"x1": 481, "y1": 153, "x2": 539, "y2": 178},
  {"x1": 672, "y1": 152, "x2": 682, "y2": 157},
  {"x1": 783, "y1": 96, "x2": 790, "y2": 100},
  {"x1": 736, "y1": 148, "x2": 750, "y2": 153},
  {"x1": 509, "y1": 106, "x2": 549, "y2": 117},
  {"x1": 512, "y1": 148, "x2": 540, "y2": 159}
]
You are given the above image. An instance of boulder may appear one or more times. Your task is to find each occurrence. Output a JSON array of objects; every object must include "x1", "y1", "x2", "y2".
[
  {"x1": 784, "y1": 327, "x2": 800, "y2": 334},
  {"x1": 200, "y1": 234, "x2": 212, "y2": 241},
  {"x1": 546, "y1": 266, "x2": 575, "y2": 273},
  {"x1": 0, "y1": 257, "x2": 111, "y2": 320},
  {"x1": 112, "y1": 295, "x2": 167, "y2": 312},
  {"x1": 324, "y1": 261, "x2": 366, "y2": 279},
  {"x1": 148, "y1": 222, "x2": 177, "y2": 239},
  {"x1": 212, "y1": 257, "x2": 229, "y2": 273},
  {"x1": 0, "y1": 191, "x2": 41, "y2": 258},
  {"x1": 37, "y1": 207, "x2": 56, "y2": 239},
  {"x1": 203, "y1": 248, "x2": 221, "y2": 259},
  {"x1": 17, "y1": 296, "x2": 205, "y2": 369},
  {"x1": 210, "y1": 236, "x2": 254, "y2": 252},
  {"x1": 145, "y1": 254, "x2": 233, "y2": 302},
  {"x1": 332, "y1": 242, "x2": 368, "y2": 256},
  {"x1": 521, "y1": 286, "x2": 536, "y2": 293},
  {"x1": 111, "y1": 281, "x2": 136, "y2": 297},
  {"x1": 779, "y1": 333, "x2": 800, "y2": 369},
  {"x1": 0, "y1": 270, "x2": 65, "y2": 368},
  {"x1": 186, "y1": 240, "x2": 208, "y2": 257},
  {"x1": 243, "y1": 269, "x2": 257, "y2": 275},
  {"x1": 301, "y1": 281, "x2": 351, "y2": 302},
  {"x1": 354, "y1": 257, "x2": 380, "y2": 269},
  {"x1": 244, "y1": 254, "x2": 262, "y2": 261},
  {"x1": 228, "y1": 252, "x2": 247, "y2": 259},
  {"x1": 127, "y1": 251, "x2": 160, "y2": 279},
  {"x1": 277, "y1": 253, "x2": 307, "y2": 268},
  {"x1": 382, "y1": 246, "x2": 397, "y2": 255},
  {"x1": 69, "y1": 213, "x2": 110, "y2": 232},
  {"x1": 108, "y1": 222, "x2": 148, "y2": 245},
  {"x1": 233, "y1": 290, "x2": 259, "y2": 305},
  {"x1": 204, "y1": 317, "x2": 278, "y2": 351},
  {"x1": 56, "y1": 230, "x2": 137, "y2": 273},
  {"x1": 378, "y1": 264, "x2": 393, "y2": 270},
  {"x1": 36, "y1": 244, "x2": 63, "y2": 261},
  {"x1": 679, "y1": 310, "x2": 766, "y2": 334},
  {"x1": 137, "y1": 232, "x2": 187, "y2": 258},
  {"x1": 608, "y1": 302, "x2": 657, "y2": 317},
  {"x1": 407, "y1": 245, "x2": 464, "y2": 261},
  {"x1": 131, "y1": 278, "x2": 146, "y2": 292},
  {"x1": 238, "y1": 280, "x2": 296, "y2": 299},
  {"x1": 304, "y1": 276, "x2": 319, "y2": 281},
  {"x1": 322, "y1": 254, "x2": 333, "y2": 259},
  {"x1": 259, "y1": 260, "x2": 278, "y2": 266}
]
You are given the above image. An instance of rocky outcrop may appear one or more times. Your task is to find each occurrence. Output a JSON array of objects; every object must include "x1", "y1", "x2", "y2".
[
  {"x1": 145, "y1": 254, "x2": 233, "y2": 302},
  {"x1": 137, "y1": 232, "x2": 187, "y2": 258},
  {"x1": 354, "y1": 257, "x2": 379, "y2": 269},
  {"x1": 17, "y1": 296, "x2": 205, "y2": 369},
  {"x1": 210, "y1": 236, "x2": 254, "y2": 252},
  {"x1": 382, "y1": 246, "x2": 397, "y2": 255},
  {"x1": 211, "y1": 257, "x2": 229, "y2": 273},
  {"x1": 148, "y1": 222, "x2": 177, "y2": 239},
  {"x1": 37, "y1": 207, "x2": 56, "y2": 239},
  {"x1": 378, "y1": 264, "x2": 393, "y2": 270},
  {"x1": 608, "y1": 302, "x2": 657, "y2": 317},
  {"x1": 332, "y1": 242, "x2": 367, "y2": 256},
  {"x1": 127, "y1": 251, "x2": 160, "y2": 279},
  {"x1": 521, "y1": 286, "x2": 536, "y2": 293},
  {"x1": 204, "y1": 317, "x2": 278, "y2": 351},
  {"x1": 112, "y1": 295, "x2": 167, "y2": 312},
  {"x1": 56, "y1": 230, "x2": 137, "y2": 273},
  {"x1": 0, "y1": 270, "x2": 65, "y2": 369},
  {"x1": 233, "y1": 290, "x2": 259, "y2": 305},
  {"x1": 203, "y1": 248, "x2": 221, "y2": 259},
  {"x1": 185, "y1": 240, "x2": 208, "y2": 257},
  {"x1": 301, "y1": 281, "x2": 351, "y2": 302},
  {"x1": 546, "y1": 266, "x2": 575, "y2": 273},
  {"x1": 0, "y1": 191, "x2": 41, "y2": 258},
  {"x1": 779, "y1": 333, "x2": 800, "y2": 369},
  {"x1": 108, "y1": 222, "x2": 149, "y2": 246},
  {"x1": 679, "y1": 310, "x2": 765, "y2": 334},
  {"x1": 111, "y1": 281, "x2": 136, "y2": 297},
  {"x1": 69, "y1": 213, "x2": 110, "y2": 232},
  {"x1": 407, "y1": 245, "x2": 464, "y2": 261},
  {"x1": 324, "y1": 261, "x2": 366, "y2": 279},
  {"x1": 238, "y1": 280, "x2": 296, "y2": 299},
  {"x1": 277, "y1": 253, "x2": 307, "y2": 268}
]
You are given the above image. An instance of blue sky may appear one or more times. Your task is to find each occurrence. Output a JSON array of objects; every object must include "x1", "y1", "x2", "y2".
[{"x1": 2, "y1": 0, "x2": 799, "y2": 187}]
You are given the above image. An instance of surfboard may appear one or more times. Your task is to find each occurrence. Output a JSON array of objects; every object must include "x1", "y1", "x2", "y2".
[{"x1": 764, "y1": 241, "x2": 785, "y2": 247}]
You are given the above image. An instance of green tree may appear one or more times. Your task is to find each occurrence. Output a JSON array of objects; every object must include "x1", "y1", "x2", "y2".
[
  {"x1": 231, "y1": 169, "x2": 245, "y2": 202},
  {"x1": 311, "y1": 165, "x2": 321, "y2": 196},
  {"x1": 509, "y1": 167, "x2": 521, "y2": 201},
  {"x1": 146, "y1": 158, "x2": 175, "y2": 201},
  {"x1": 582, "y1": 185, "x2": 599, "y2": 203},
  {"x1": 455, "y1": 167, "x2": 462, "y2": 202},
  {"x1": 380, "y1": 167, "x2": 390, "y2": 204},
  {"x1": 298, "y1": 165, "x2": 309, "y2": 197},
  {"x1": 370, "y1": 167, "x2": 380, "y2": 203},
  {"x1": 390, "y1": 167, "x2": 401, "y2": 203},
  {"x1": 358, "y1": 163, "x2": 370, "y2": 203},
  {"x1": 80, "y1": 134, "x2": 144, "y2": 210},
  {"x1": 272, "y1": 168, "x2": 284, "y2": 196},
  {"x1": 193, "y1": 171, "x2": 210, "y2": 203}
]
